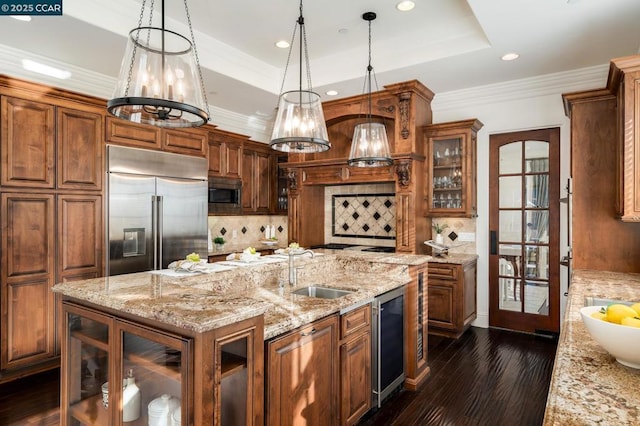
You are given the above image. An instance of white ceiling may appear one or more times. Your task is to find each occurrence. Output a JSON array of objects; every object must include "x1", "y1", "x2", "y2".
[{"x1": 1, "y1": 0, "x2": 639, "y2": 122}]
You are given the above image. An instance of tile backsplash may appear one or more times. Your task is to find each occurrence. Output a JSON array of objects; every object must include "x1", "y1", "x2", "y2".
[
  {"x1": 430, "y1": 217, "x2": 477, "y2": 254},
  {"x1": 325, "y1": 183, "x2": 396, "y2": 247},
  {"x1": 208, "y1": 215, "x2": 287, "y2": 247}
]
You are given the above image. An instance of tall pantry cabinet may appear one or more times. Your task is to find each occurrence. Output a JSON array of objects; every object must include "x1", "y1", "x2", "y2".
[{"x1": 0, "y1": 77, "x2": 104, "y2": 383}]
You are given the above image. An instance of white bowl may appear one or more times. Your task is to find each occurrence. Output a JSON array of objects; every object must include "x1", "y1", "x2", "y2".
[{"x1": 580, "y1": 305, "x2": 640, "y2": 369}]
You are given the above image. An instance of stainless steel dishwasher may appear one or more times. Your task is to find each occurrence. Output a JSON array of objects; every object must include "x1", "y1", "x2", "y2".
[{"x1": 372, "y1": 286, "x2": 405, "y2": 407}]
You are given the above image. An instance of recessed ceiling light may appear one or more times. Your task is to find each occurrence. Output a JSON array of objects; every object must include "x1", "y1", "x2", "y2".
[
  {"x1": 501, "y1": 52, "x2": 520, "y2": 61},
  {"x1": 11, "y1": 15, "x2": 32, "y2": 22},
  {"x1": 396, "y1": 1, "x2": 415, "y2": 12},
  {"x1": 275, "y1": 40, "x2": 290, "y2": 49},
  {"x1": 21, "y1": 59, "x2": 71, "y2": 79},
  {"x1": 326, "y1": 90, "x2": 338, "y2": 96}
]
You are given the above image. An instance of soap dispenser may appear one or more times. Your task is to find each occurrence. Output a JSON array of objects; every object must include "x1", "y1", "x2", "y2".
[{"x1": 122, "y1": 369, "x2": 141, "y2": 422}]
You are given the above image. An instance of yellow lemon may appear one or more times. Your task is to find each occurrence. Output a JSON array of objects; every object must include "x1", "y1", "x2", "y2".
[
  {"x1": 606, "y1": 304, "x2": 638, "y2": 324},
  {"x1": 630, "y1": 302, "x2": 640, "y2": 316},
  {"x1": 621, "y1": 316, "x2": 640, "y2": 328},
  {"x1": 590, "y1": 310, "x2": 607, "y2": 321}
]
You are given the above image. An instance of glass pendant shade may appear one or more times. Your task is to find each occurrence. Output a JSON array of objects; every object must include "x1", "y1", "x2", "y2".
[
  {"x1": 348, "y1": 11, "x2": 393, "y2": 167},
  {"x1": 270, "y1": 90, "x2": 330, "y2": 152},
  {"x1": 269, "y1": 0, "x2": 330, "y2": 153},
  {"x1": 107, "y1": 0, "x2": 209, "y2": 128},
  {"x1": 348, "y1": 122, "x2": 392, "y2": 167}
]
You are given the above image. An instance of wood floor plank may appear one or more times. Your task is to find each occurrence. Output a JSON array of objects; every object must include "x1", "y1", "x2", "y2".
[{"x1": 361, "y1": 327, "x2": 557, "y2": 426}]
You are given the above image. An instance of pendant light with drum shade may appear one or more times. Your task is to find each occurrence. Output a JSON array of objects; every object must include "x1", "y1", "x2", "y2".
[
  {"x1": 348, "y1": 12, "x2": 393, "y2": 167},
  {"x1": 270, "y1": 0, "x2": 330, "y2": 153},
  {"x1": 107, "y1": 0, "x2": 210, "y2": 128}
]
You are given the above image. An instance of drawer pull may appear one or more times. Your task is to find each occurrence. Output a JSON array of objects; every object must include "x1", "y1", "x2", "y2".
[{"x1": 301, "y1": 328, "x2": 316, "y2": 337}]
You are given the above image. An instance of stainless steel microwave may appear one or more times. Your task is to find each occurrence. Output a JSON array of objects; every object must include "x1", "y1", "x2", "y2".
[{"x1": 208, "y1": 177, "x2": 242, "y2": 214}]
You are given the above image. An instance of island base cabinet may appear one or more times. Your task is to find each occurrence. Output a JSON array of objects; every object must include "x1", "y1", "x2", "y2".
[
  {"x1": 265, "y1": 314, "x2": 339, "y2": 426},
  {"x1": 339, "y1": 305, "x2": 372, "y2": 426},
  {"x1": 61, "y1": 301, "x2": 264, "y2": 426}
]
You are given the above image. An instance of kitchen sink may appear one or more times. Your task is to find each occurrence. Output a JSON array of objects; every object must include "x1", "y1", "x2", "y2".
[{"x1": 292, "y1": 286, "x2": 353, "y2": 299}]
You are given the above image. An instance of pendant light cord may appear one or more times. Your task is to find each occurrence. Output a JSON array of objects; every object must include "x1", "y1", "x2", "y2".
[
  {"x1": 276, "y1": 0, "x2": 314, "y2": 99},
  {"x1": 366, "y1": 17, "x2": 373, "y2": 124}
]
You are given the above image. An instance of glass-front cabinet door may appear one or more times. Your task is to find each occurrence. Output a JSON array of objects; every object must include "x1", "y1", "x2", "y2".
[
  {"x1": 61, "y1": 303, "x2": 113, "y2": 426},
  {"x1": 61, "y1": 302, "x2": 191, "y2": 426},
  {"x1": 424, "y1": 119, "x2": 483, "y2": 218},
  {"x1": 116, "y1": 321, "x2": 191, "y2": 426}
]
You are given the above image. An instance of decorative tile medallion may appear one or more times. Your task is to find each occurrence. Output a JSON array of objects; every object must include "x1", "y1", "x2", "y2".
[{"x1": 332, "y1": 193, "x2": 395, "y2": 240}]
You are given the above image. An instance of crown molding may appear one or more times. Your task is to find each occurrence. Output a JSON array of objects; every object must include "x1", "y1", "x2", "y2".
[
  {"x1": 431, "y1": 64, "x2": 610, "y2": 112},
  {"x1": 0, "y1": 42, "x2": 271, "y2": 141}
]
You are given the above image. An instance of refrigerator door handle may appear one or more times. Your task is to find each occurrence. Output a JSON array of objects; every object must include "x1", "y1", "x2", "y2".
[
  {"x1": 157, "y1": 195, "x2": 163, "y2": 270},
  {"x1": 152, "y1": 195, "x2": 159, "y2": 270}
]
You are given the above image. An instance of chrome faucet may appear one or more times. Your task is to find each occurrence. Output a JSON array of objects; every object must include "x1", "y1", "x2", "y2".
[{"x1": 289, "y1": 249, "x2": 314, "y2": 287}]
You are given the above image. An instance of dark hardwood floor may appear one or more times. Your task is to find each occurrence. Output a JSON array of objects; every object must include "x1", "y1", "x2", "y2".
[
  {"x1": 362, "y1": 327, "x2": 558, "y2": 426},
  {"x1": 0, "y1": 327, "x2": 557, "y2": 426}
]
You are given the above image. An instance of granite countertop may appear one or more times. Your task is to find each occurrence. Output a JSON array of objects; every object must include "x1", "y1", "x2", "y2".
[
  {"x1": 427, "y1": 253, "x2": 478, "y2": 265},
  {"x1": 53, "y1": 252, "x2": 429, "y2": 339},
  {"x1": 543, "y1": 269, "x2": 640, "y2": 425}
]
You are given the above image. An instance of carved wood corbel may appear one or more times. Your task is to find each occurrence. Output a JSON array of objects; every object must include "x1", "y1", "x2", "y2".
[
  {"x1": 395, "y1": 160, "x2": 411, "y2": 188},
  {"x1": 286, "y1": 169, "x2": 298, "y2": 192},
  {"x1": 398, "y1": 92, "x2": 412, "y2": 139}
]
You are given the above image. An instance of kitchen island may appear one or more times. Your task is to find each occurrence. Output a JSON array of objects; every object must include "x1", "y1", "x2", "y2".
[
  {"x1": 53, "y1": 251, "x2": 430, "y2": 425},
  {"x1": 543, "y1": 269, "x2": 640, "y2": 425}
]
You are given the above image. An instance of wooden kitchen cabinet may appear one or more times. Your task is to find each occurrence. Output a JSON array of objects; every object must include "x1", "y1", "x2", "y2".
[
  {"x1": 162, "y1": 127, "x2": 208, "y2": 157},
  {"x1": 0, "y1": 77, "x2": 106, "y2": 383},
  {"x1": 0, "y1": 193, "x2": 56, "y2": 373},
  {"x1": 208, "y1": 129, "x2": 244, "y2": 179},
  {"x1": 427, "y1": 259, "x2": 478, "y2": 339},
  {"x1": 61, "y1": 300, "x2": 264, "y2": 426},
  {"x1": 404, "y1": 264, "x2": 430, "y2": 391},
  {"x1": 57, "y1": 107, "x2": 104, "y2": 191},
  {"x1": 607, "y1": 55, "x2": 640, "y2": 222},
  {"x1": 1, "y1": 96, "x2": 56, "y2": 188},
  {"x1": 106, "y1": 116, "x2": 161, "y2": 150},
  {"x1": 340, "y1": 305, "x2": 371, "y2": 426},
  {"x1": 242, "y1": 142, "x2": 273, "y2": 214},
  {"x1": 0, "y1": 191, "x2": 103, "y2": 383},
  {"x1": 424, "y1": 119, "x2": 482, "y2": 218},
  {"x1": 106, "y1": 116, "x2": 208, "y2": 157},
  {"x1": 1, "y1": 95, "x2": 104, "y2": 192},
  {"x1": 266, "y1": 314, "x2": 339, "y2": 426},
  {"x1": 57, "y1": 194, "x2": 103, "y2": 283}
]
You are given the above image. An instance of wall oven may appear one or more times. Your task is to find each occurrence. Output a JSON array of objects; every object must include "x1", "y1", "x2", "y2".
[
  {"x1": 208, "y1": 177, "x2": 242, "y2": 214},
  {"x1": 372, "y1": 286, "x2": 405, "y2": 408}
]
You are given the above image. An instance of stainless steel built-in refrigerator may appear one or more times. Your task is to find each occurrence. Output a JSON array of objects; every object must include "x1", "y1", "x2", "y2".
[{"x1": 106, "y1": 145, "x2": 208, "y2": 276}]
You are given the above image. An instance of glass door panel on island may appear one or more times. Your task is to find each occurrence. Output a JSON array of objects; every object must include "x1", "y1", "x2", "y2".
[
  {"x1": 117, "y1": 321, "x2": 190, "y2": 426},
  {"x1": 62, "y1": 304, "x2": 112, "y2": 426},
  {"x1": 61, "y1": 302, "x2": 191, "y2": 426}
]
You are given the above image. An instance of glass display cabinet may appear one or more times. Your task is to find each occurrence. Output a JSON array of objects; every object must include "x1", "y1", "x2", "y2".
[
  {"x1": 424, "y1": 119, "x2": 483, "y2": 218},
  {"x1": 61, "y1": 302, "x2": 190, "y2": 426},
  {"x1": 61, "y1": 300, "x2": 264, "y2": 425}
]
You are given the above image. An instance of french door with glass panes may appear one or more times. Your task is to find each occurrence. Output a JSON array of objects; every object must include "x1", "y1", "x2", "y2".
[{"x1": 489, "y1": 128, "x2": 560, "y2": 334}]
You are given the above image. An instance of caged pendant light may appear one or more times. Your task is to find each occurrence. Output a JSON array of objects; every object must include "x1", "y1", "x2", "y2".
[
  {"x1": 107, "y1": 0, "x2": 210, "y2": 128},
  {"x1": 348, "y1": 12, "x2": 393, "y2": 167},
  {"x1": 270, "y1": 0, "x2": 330, "y2": 153}
]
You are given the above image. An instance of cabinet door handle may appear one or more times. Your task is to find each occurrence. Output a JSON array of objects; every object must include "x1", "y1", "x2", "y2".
[{"x1": 301, "y1": 327, "x2": 316, "y2": 337}]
